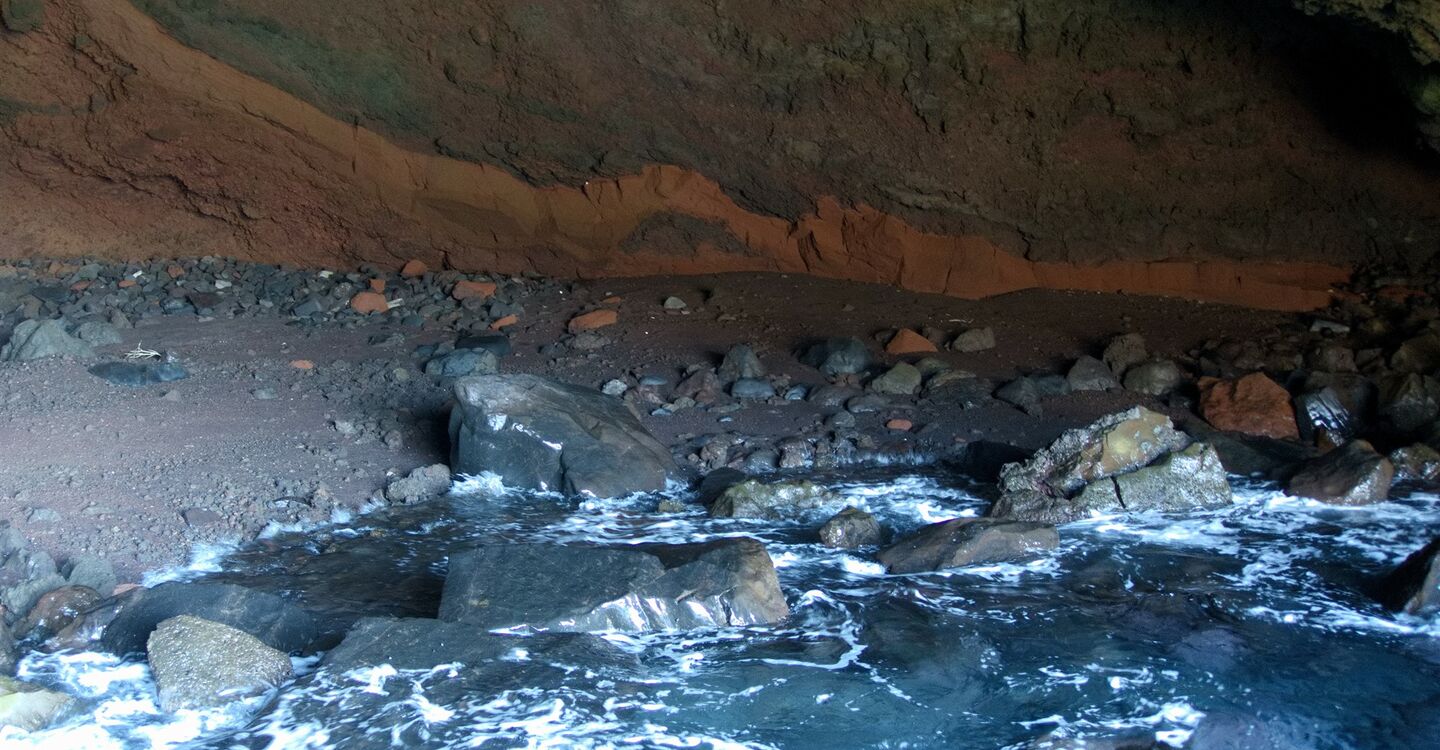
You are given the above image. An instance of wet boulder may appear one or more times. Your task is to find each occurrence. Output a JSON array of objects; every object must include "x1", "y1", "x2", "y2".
[
  {"x1": 1294, "y1": 387, "x2": 1358, "y2": 443},
  {"x1": 0, "y1": 319, "x2": 93, "y2": 361},
  {"x1": 801, "y1": 337, "x2": 871, "y2": 377},
  {"x1": 878, "y1": 519, "x2": 1059, "y2": 574},
  {"x1": 1379, "y1": 373, "x2": 1440, "y2": 434},
  {"x1": 1198, "y1": 373, "x2": 1299, "y2": 440},
  {"x1": 709, "y1": 479, "x2": 842, "y2": 520},
  {"x1": 1391, "y1": 331, "x2": 1440, "y2": 373},
  {"x1": 16, "y1": 585, "x2": 101, "y2": 642},
  {"x1": 147, "y1": 615, "x2": 293, "y2": 711},
  {"x1": 818, "y1": 507, "x2": 883, "y2": 549},
  {"x1": 0, "y1": 676, "x2": 72, "y2": 732},
  {"x1": 992, "y1": 409, "x2": 1231, "y2": 522},
  {"x1": 101, "y1": 581, "x2": 343, "y2": 656},
  {"x1": 440, "y1": 539, "x2": 789, "y2": 632},
  {"x1": 1375, "y1": 537, "x2": 1440, "y2": 616},
  {"x1": 1072, "y1": 443, "x2": 1233, "y2": 515},
  {"x1": 1391, "y1": 444, "x2": 1440, "y2": 483},
  {"x1": 449, "y1": 374, "x2": 677, "y2": 497},
  {"x1": 1286, "y1": 440, "x2": 1394, "y2": 505}
]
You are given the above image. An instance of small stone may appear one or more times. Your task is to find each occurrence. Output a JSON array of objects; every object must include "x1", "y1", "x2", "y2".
[
  {"x1": 663, "y1": 296, "x2": 688, "y2": 310},
  {"x1": 801, "y1": 337, "x2": 871, "y2": 377},
  {"x1": 951, "y1": 327, "x2": 996, "y2": 353},
  {"x1": 252, "y1": 388, "x2": 278, "y2": 400},
  {"x1": 731, "y1": 378, "x2": 776, "y2": 399},
  {"x1": 601, "y1": 379, "x2": 629, "y2": 397},
  {"x1": 490, "y1": 314, "x2": 519, "y2": 330},
  {"x1": 452, "y1": 280, "x2": 497, "y2": 300},
  {"x1": 1067, "y1": 356, "x2": 1120, "y2": 391},
  {"x1": 718, "y1": 344, "x2": 765, "y2": 381},
  {"x1": 368, "y1": 278, "x2": 385, "y2": 293},
  {"x1": 886, "y1": 418, "x2": 913, "y2": 431},
  {"x1": 886, "y1": 329, "x2": 937, "y2": 355},
  {"x1": 349, "y1": 291, "x2": 389, "y2": 314},
  {"x1": 181, "y1": 508, "x2": 224, "y2": 527},
  {"x1": 400, "y1": 259, "x2": 429, "y2": 278},
  {"x1": 384, "y1": 464, "x2": 452, "y2": 504},
  {"x1": 1102, "y1": 333, "x2": 1148, "y2": 376},
  {"x1": 568, "y1": 309, "x2": 618, "y2": 333},
  {"x1": 1123, "y1": 359, "x2": 1183, "y2": 396},
  {"x1": 869, "y1": 363, "x2": 922, "y2": 395},
  {"x1": 289, "y1": 359, "x2": 315, "y2": 370}
]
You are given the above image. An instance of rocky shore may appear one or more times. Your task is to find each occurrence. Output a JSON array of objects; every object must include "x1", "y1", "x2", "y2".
[{"x1": 1, "y1": 255, "x2": 1439, "y2": 737}]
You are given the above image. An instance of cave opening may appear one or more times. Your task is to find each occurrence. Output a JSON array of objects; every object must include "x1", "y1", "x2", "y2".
[{"x1": 1, "y1": 0, "x2": 1438, "y2": 747}]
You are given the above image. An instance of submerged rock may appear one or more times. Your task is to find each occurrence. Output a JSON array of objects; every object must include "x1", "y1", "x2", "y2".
[
  {"x1": 878, "y1": 519, "x2": 1059, "y2": 574},
  {"x1": 0, "y1": 675, "x2": 72, "y2": 732},
  {"x1": 818, "y1": 507, "x2": 883, "y2": 549},
  {"x1": 439, "y1": 539, "x2": 788, "y2": 632},
  {"x1": 101, "y1": 581, "x2": 343, "y2": 656},
  {"x1": 1, "y1": 319, "x2": 93, "y2": 361},
  {"x1": 990, "y1": 407, "x2": 1230, "y2": 522},
  {"x1": 147, "y1": 615, "x2": 293, "y2": 712},
  {"x1": 1286, "y1": 440, "x2": 1395, "y2": 505},
  {"x1": 1376, "y1": 537, "x2": 1440, "y2": 616},
  {"x1": 709, "y1": 479, "x2": 841, "y2": 520},
  {"x1": 449, "y1": 374, "x2": 677, "y2": 497}
]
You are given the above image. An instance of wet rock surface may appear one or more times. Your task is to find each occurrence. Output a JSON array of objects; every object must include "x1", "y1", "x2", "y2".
[
  {"x1": 439, "y1": 539, "x2": 789, "y2": 632},
  {"x1": 709, "y1": 479, "x2": 842, "y2": 520},
  {"x1": 1376, "y1": 537, "x2": 1440, "y2": 616},
  {"x1": 878, "y1": 519, "x2": 1060, "y2": 574},
  {"x1": 101, "y1": 582, "x2": 343, "y2": 657},
  {"x1": 146, "y1": 615, "x2": 293, "y2": 711},
  {"x1": 1286, "y1": 440, "x2": 1395, "y2": 506},
  {"x1": 449, "y1": 374, "x2": 677, "y2": 497},
  {"x1": 818, "y1": 507, "x2": 883, "y2": 549}
]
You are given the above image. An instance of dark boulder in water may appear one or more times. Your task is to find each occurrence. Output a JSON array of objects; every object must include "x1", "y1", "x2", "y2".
[
  {"x1": 101, "y1": 581, "x2": 343, "y2": 656},
  {"x1": 1376, "y1": 537, "x2": 1440, "y2": 616},
  {"x1": 440, "y1": 538, "x2": 789, "y2": 632},
  {"x1": 1286, "y1": 439, "x2": 1394, "y2": 505},
  {"x1": 878, "y1": 518, "x2": 1058, "y2": 574},
  {"x1": 818, "y1": 507, "x2": 883, "y2": 549},
  {"x1": 448, "y1": 374, "x2": 677, "y2": 497}
]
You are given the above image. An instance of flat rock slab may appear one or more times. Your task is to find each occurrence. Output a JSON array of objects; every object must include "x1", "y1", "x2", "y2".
[
  {"x1": 878, "y1": 519, "x2": 1059, "y2": 574},
  {"x1": 88, "y1": 361, "x2": 189, "y2": 387},
  {"x1": 101, "y1": 581, "x2": 344, "y2": 656},
  {"x1": 449, "y1": 374, "x2": 677, "y2": 497},
  {"x1": 440, "y1": 538, "x2": 789, "y2": 632},
  {"x1": 147, "y1": 615, "x2": 293, "y2": 711}
]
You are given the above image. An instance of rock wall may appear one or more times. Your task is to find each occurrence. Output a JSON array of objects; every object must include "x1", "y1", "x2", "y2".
[{"x1": 2, "y1": 0, "x2": 1439, "y2": 309}]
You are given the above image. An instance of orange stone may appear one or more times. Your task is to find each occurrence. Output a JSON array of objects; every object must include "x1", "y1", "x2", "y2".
[
  {"x1": 118, "y1": 279, "x2": 137, "y2": 289},
  {"x1": 568, "y1": 309, "x2": 618, "y2": 333},
  {"x1": 601, "y1": 295, "x2": 623, "y2": 305},
  {"x1": 490, "y1": 314, "x2": 519, "y2": 330},
  {"x1": 452, "y1": 280, "x2": 498, "y2": 301},
  {"x1": 1198, "y1": 372, "x2": 1299, "y2": 439},
  {"x1": 350, "y1": 291, "x2": 390, "y2": 314},
  {"x1": 165, "y1": 265, "x2": 185, "y2": 279},
  {"x1": 886, "y1": 329, "x2": 937, "y2": 355},
  {"x1": 400, "y1": 259, "x2": 428, "y2": 278},
  {"x1": 886, "y1": 418, "x2": 914, "y2": 431},
  {"x1": 70, "y1": 281, "x2": 93, "y2": 292},
  {"x1": 369, "y1": 278, "x2": 385, "y2": 292},
  {"x1": 289, "y1": 359, "x2": 315, "y2": 370}
]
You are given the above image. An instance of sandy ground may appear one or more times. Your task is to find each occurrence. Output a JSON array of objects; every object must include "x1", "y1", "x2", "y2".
[{"x1": 0, "y1": 271, "x2": 1298, "y2": 580}]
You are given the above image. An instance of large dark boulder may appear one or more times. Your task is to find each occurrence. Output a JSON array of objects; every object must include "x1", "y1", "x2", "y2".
[
  {"x1": 1376, "y1": 537, "x2": 1440, "y2": 616},
  {"x1": 448, "y1": 374, "x2": 677, "y2": 497},
  {"x1": 878, "y1": 519, "x2": 1058, "y2": 574},
  {"x1": 101, "y1": 582, "x2": 343, "y2": 656},
  {"x1": 1286, "y1": 440, "x2": 1395, "y2": 505},
  {"x1": 439, "y1": 539, "x2": 789, "y2": 632}
]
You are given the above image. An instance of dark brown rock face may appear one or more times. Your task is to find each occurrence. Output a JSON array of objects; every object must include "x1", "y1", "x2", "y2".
[{"x1": 1, "y1": 1, "x2": 1438, "y2": 306}]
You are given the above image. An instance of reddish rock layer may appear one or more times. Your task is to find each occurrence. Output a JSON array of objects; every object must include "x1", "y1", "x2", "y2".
[{"x1": 0, "y1": 0, "x2": 1399, "y2": 310}]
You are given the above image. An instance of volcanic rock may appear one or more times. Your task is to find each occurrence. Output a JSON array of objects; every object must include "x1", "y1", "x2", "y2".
[
  {"x1": 718, "y1": 344, "x2": 765, "y2": 381},
  {"x1": 818, "y1": 507, "x2": 883, "y2": 549},
  {"x1": 869, "y1": 363, "x2": 922, "y2": 395},
  {"x1": 1, "y1": 319, "x2": 93, "y2": 361},
  {"x1": 1390, "y1": 444, "x2": 1440, "y2": 483},
  {"x1": 710, "y1": 479, "x2": 841, "y2": 520},
  {"x1": 449, "y1": 374, "x2": 676, "y2": 497},
  {"x1": 451, "y1": 280, "x2": 497, "y2": 301},
  {"x1": 1198, "y1": 373, "x2": 1299, "y2": 439},
  {"x1": 101, "y1": 581, "x2": 343, "y2": 656},
  {"x1": 1286, "y1": 440, "x2": 1395, "y2": 505},
  {"x1": 950, "y1": 327, "x2": 996, "y2": 353},
  {"x1": 1067, "y1": 356, "x2": 1120, "y2": 391},
  {"x1": 1102, "y1": 333, "x2": 1148, "y2": 376},
  {"x1": 568, "y1": 309, "x2": 618, "y2": 333},
  {"x1": 801, "y1": 337, "x2": 871, "y2": 377},
  {"x1": 1123, "y1": 359, "x2": 1183, "y2": 396},
  {"x1": 439, "y1": 539, "x2": 789, "y2": 631},
  {"x1": 878, "y1": 518, "x2": 1059, "y2": 574},
  {"x1": 147, "y1": 615, "x2": 293, "y2": 711},
  {"x1": 0, "y1": 676, "x2": 72, "y2": 732},
  {"x1": 383, "y1": 464, "x2": 452, "y2": 504},
  {"x1": 1379, "y1": 373, "x2": 1440, "y2": 434},
  {"x1": 349, "y1": 291, "x2": 389, "y2": 314},
  {"x1": 1375, "y1": 537, "x2": 1440, "y2": 616},
  {"x1": 886, "y1": 329, "x2": 937, "y2": 355}
]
